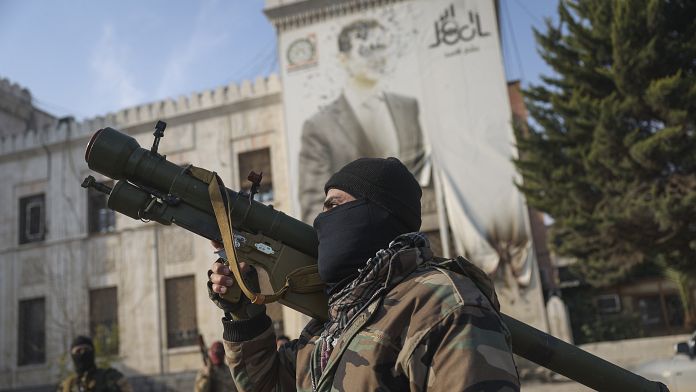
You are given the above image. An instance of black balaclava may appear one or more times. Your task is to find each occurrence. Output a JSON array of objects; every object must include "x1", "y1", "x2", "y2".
[
  {"x1": 71, "y1": 335, "x2": 96, "y2": 375},
  {"x1": 314, "y1": 157, "x2": 422, "y2": 293}
]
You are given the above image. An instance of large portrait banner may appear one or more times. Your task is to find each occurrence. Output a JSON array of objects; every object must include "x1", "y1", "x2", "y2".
[{"x1": 278, "y1": 0, "x2": 547, "y2": 330}]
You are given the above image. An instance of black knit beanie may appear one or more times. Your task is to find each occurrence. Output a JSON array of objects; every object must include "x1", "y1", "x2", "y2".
[
  {"x1": 325, "y1": 157, "x2": 422, "y2": 232},
  {"x1": 71, "y1": 335, "x2": 94, "y2": 349}
]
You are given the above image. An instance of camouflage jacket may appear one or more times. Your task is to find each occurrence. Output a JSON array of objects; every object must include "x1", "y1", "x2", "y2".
[
  {"x1": 223, "y1": 234, "x2": 519, "y2": 391},
  {"x1": 58, "y1": 368, "x2": 132, "y2": 392},
  {"x1": 194, "y1": 364, "x2": 237, "y2": 392}
]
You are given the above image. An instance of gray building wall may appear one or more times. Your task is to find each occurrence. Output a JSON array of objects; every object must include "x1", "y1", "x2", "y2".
[{"x1": 0, "y1": 76, "x2": 292, "y2": 389}]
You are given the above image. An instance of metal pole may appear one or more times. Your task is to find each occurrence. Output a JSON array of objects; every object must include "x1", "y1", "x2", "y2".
[{"x1": 433, "y1": 168, "x2": 452, "y2": 258}]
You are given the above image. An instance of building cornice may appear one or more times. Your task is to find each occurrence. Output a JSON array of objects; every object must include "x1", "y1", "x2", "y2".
[
  {"x1": 264, "y1": 0, "x2": 405, "y2": 31},
  {"x1": 0, "y1": 75, "x2": 282, "y2": 162}
]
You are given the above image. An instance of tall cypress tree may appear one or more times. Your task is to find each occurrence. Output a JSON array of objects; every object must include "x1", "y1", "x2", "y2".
[{"x1": 516, "y1": 0, "x2": 696, "y2": 323}]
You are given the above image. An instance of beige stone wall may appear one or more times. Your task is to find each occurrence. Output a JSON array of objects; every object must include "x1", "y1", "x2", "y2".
[
  {"x1": 580, "y1": 334, "x2": 691, "y2": 370},
  {"x1": 0, "y1": 76, "x2": 289, "y2": 388}
]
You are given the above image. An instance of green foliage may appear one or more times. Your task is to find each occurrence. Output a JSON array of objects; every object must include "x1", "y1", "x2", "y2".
[
  {"x1": 56, "y1": 352, "x2": 72, "y2": 384},
  {"x1": 665, "y1": 267, "x2": 696, "y2": 328},
  {"x1": 564, "y1": 287, "x2": 644, "y2": 344},
  {"x1": 516, "y1": 0, "x2": 696, "y2": 287},
  {"x1": 579, "y1": 312, "x2": 644, "y2": 344},
  {"x1": 93, "y1": 324, "x2": 120, "y2": 368}
]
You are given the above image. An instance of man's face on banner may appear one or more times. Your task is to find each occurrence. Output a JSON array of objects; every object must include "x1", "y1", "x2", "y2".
[{"x1": 339, "y1": 20, "x2": 393, "y2": 85}]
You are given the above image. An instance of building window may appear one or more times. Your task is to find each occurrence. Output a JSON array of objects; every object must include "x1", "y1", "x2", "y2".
[
  {"x1": 636, "y1": 295, "x2": 664, "y2": 327},
  {"x1": 89, "y1": 287, "x2": 119, "y2": 355},
  {"x1": 19, "y1": 194, "x2": 46, "y2": 244},
  {"x1": 18, "y1": 297, "x2": 45, "y2": 366},
  {"x1": 238, "y1": 148, "x2": 273, "y2": 202},
  {"x1": 165, "y1": 276, "x2": 198, "y2": 348},
  {"x1": 664, "y1": 293, "x2": 685, "y2": 329},
  {"x1": 596, "y1": 294, "x2": 622, "y2": 314},
  {"x1": 88, "y1": 180, "x2": 115, "y2": 234}
]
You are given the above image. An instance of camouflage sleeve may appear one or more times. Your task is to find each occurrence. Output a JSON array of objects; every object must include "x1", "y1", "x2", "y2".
[
  {"x1": 223, "y1": 321, "x2": 297, "y2": 392},
  {"x1": 194, "y1": 367, "x2": 211, "y2": 392},
  {"x1": 406, "y1": 305, "x2": 520, "y2": 391}
]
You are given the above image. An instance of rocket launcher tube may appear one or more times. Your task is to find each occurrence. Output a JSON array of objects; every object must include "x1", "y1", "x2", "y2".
[
  {"x1": 85, "y1": 127, "x2": 318, "y2": 258},
  {"x1": 83, "y1": 125, "x2": 668, "y2": 392}
]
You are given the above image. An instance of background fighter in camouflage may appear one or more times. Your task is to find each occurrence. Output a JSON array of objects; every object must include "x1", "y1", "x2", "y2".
[
  {"x1": 58, "y1": 336, "x2": 132, "y2": 392},
  {"x1": 194, "y1": 341, "x2": 236, "y2": 392}
]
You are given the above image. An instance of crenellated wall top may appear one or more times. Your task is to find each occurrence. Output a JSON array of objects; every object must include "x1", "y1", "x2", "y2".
[
  {"x1": 0, "y1": 74, "x2": 282, "y2": 158},
  {"x1": 264, "y1": 0, "x2": 404, "y2": 31},
  {"x1": 0, "y1": 77, "x2": 32, "y2": 102}
]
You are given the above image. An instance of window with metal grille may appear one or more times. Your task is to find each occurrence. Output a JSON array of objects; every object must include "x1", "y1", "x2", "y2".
[
  {"x1": 88, "y1": 180, "x2": 115, "y2": 234},
  {"x1": 238, "y1": 148, "x2": 274, "y2": 202},
  {"x1": 89, "y1": 287, "x2": 119, "y2": 355},
  {"x1": 637, "y1": 295, "x2": 663, "y2": 327},
  {"x1": 19, "y1": 194, "x2": 46, "y2": 244},
  {"x1": 18, "y1": 297, "x2": 45, "y2": 365},
  {"x1": 165, "y1": 276, "x2": 198, "y2": 348}
]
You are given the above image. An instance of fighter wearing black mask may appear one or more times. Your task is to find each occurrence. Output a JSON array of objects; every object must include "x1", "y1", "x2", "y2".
[
  {"x1": 58, "y1": 336, "x2": 132, "y2": 392},
  {"x1": 207, "y1": 157, "x2": 518, "y2": 391},
  {"x1": 313, "y1": 157, "x2": 421, "y2": 293}
]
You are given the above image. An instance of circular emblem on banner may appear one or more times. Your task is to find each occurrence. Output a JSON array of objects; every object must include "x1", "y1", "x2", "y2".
[{"x1": 287, "y1": 37, "x2": 316, "y2": 69}]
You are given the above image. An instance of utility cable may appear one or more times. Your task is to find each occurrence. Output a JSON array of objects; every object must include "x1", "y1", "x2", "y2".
[
  {"x1": 503, "y1": 0, "x2": 526, "y2": 82},
  {"x1": 511, "y1": 0, "x2": 544, "y2": 26}
]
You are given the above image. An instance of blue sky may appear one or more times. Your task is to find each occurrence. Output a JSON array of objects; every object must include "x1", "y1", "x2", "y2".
[{"x1": 0, "y1": 0, "x2": 557, "y2": 120}]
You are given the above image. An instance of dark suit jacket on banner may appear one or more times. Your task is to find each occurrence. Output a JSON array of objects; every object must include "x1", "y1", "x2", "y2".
[{"x1": 299, "y1": 92, "x2": 427, "y2": 222}]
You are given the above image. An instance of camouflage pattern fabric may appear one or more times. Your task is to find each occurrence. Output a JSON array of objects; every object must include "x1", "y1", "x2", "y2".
[
  {"x1": 318, "y1": 233, "x2": 431, "y2": 372},
  {"x1": 224, "y1": 233, "x2": 520, "y2": 391},
  {"x1": 58, "y1": 368, "x2": 132, "y2": 392},
  {"x1": 194, "y1": 364, "x2": 238, "y2": 392}
]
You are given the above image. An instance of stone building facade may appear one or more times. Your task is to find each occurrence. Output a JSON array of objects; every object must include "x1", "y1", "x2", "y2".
[{"x1": 0, "y1": 76, "x2": 298, "y2": 389}]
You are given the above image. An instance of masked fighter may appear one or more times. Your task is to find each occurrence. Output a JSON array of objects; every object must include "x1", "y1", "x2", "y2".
[
  {"x1": 208, "y1": 157, "x2": 519, "y2": 391},
  {"x1": 57, "y1": 335, "x2": 131, "y2": 392}
]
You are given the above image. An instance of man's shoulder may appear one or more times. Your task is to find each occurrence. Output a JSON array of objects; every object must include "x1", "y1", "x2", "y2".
[
  {"x1": 374, "y1": 263, "x2": 511, "y2": 355},
  {"x1": 302, "y1": 95, "x2": 348, "y2": 128},
  {"x1": 387, "y1": 263, "x2": 499, "y2": 319}
]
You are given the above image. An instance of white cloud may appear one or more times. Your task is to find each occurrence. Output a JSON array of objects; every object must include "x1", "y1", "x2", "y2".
[
  {"x1": 155, "y1": 0, "x2": 230, "y2": 98},
  {"x1": 90, "y1": 24, "x2": 145, "y2": 110}
]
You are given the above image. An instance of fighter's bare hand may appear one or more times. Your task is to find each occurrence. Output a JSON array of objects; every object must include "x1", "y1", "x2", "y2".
[{"x1": 209, "y1": 260, "x2": 249, "y2": 294}]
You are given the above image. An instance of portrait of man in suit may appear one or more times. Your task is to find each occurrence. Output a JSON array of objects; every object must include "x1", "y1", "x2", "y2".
[{"x1": 298, "y1": 19, "x2": 429, "y2": 222}]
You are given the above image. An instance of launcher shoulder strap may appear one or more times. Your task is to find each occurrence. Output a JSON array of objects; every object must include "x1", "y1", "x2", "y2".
[{"x1": 207, "y1": 172, "x2": 323, "y2": 304}]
